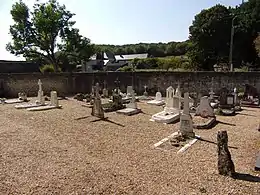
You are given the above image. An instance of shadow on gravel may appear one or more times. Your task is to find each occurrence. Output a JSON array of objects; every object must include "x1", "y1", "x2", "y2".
[{"x1": 232, "y1": 173, "x2": 260, "y2": 183}]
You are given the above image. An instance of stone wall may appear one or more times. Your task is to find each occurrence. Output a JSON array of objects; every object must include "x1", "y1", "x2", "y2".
[{"x1": 1, "y1": 72, "x2": 260, "y2": 98}]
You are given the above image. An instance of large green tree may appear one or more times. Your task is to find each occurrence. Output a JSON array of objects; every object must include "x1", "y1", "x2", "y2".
[
  {"x1": 188, "y1": 5, "x2": 232, "y2": 70},
  {"x1": 6, "y1": 0, "x2": 95, "y2": 72}
]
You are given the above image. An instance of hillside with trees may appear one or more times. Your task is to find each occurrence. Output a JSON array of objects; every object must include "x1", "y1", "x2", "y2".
[{"x1": 96, "y1": 41, "x2": 191, "y2": 58}]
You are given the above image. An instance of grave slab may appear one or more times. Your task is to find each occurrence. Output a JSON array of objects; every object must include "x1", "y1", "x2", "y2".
[
  {"x1": 15, "y1": 102, "x2": 48, "y2": 109},
  {"x1": 150, "y1": 110, "x2": 180, "y2": 124},
  {"x1": 5, "y1": 99, "x2": 26, "y2": 104},
  {"x1": 147, "y1": 92, "x2": 165, "y2": 106},
  {"x1": 27, "y1": 105, "x2": 62, "y2": 111},
  {"x1": 116, "y1": 107, "x2": 141, "y2": 116}
]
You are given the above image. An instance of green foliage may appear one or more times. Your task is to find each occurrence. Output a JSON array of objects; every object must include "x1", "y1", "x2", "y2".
[
  {"x1": 234, "y1": 66, "x2": 249, "y2": 72},
  {"x1": 188, "y1": 1, "x2": 260, "y2": 70},
  {"x1": 40, "y1": 64, "x2": 60, "y2": 73},
  {"x1": 96, "y1": 41, "x2": 191, "y2": 58},
  {"x1": 117, "y1": 65, "x2": 133, "y2": 72},
  {"x1": 118, "y1": 56, "x2": 193, "y2": 72},
  {"x1": 7, "y1": 0, "x2": 95, "y2": 72}
]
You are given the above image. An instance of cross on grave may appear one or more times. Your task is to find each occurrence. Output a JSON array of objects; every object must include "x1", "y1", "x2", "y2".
[
  {"x1": 94, "y1": 83, "x2": 101, "y2": 98},
  {"x1": 143, "y1": 85, "x2": 148, "y2": 96},
  {"x1": 38, "y1": 79, "x2": 42, "y2": 92},
  {"x1": 103, "y1": 80, "x2": 107, "y2": 89},
  {"x1": 114, "y1": 78, "x2": 120, "y2": 92}
]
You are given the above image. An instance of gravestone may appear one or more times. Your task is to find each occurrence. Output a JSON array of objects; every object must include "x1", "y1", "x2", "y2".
[
  {"x1": 27, "y1": 91, "x2": 62, "y2": 111},
  {"x1": 219, "y1": 88, "x2": 235, "y2": 110},
  {"x1": 151, "y1": 87, "x2": 180, "y2": 124},
  {"x1": 219, "y1": 88, "x2": 229, "y2": 106},
  {"x1": 91, "y1": 83, "x2": 104, "y2": 118},
  {"x1": 50, "y1": 91, "x2": 59, "y2": 107},
  {"x1": 36, "y1": 79, "x2": 45, "y2": 105},
  {"x1": 147, "y1": 91, "x2": 164, "y2": 106},
  {"x1": 164, "y1": 86, "x2": 180, "y2": 113},
  {"x1": 127, "y1": 86, "x2": 133, "y2": 97},
  {"x1": 102, "y1": 80, "x2": 109, "y2": 98},
  {"x1": 179, "y1": 92, "x2": 195, "y2": 137},
  {"x1": 116, "y1": 88, "x2": 141, "y2": 116},
  {"x1": 195, "y1": 96, "x2": 215, "y2": 118},
  {"x1": 143, "y1": 85, "x2": 148, "y2": 97},
  {"x1": 255, "y1": 153, "x2": 260, "y2": 171},
  {"x1": 217, "y1": 131, "x2": 235, "y2": 176}
]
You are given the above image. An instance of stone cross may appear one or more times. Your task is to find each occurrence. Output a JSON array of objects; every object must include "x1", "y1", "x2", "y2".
[
  {"x1": 233, "y1": 87, "x2": 238, "y2": 105},
  {"x1": 114, "y1": 78, "x2": 120, "y2": 90},
  {"x1": 143, "y1": 85, "x2": 148, "y2": 96},
  {"x1": 183, "y1": 92, "x2": 190, "y2": 115},
  {"x1": 127, "y1": 89, "x2": 137, "y2": 109},
  {"x1": 95, "y1": 83, "x2": 100, "y2": 98},
  {"x1": 179, "y1": 92, "x2": 195, "y2": 138},
  {"x1": 37, "y1": 79, "x2": 44, "y2": 104},
  {"x1": 38, "y1": 79, "x2": 42, "y2": 92}
]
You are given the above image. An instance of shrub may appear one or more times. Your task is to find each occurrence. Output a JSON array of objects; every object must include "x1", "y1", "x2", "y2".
[{"x1": 40, "y1": 64, "x2": 61, "y2": 73}]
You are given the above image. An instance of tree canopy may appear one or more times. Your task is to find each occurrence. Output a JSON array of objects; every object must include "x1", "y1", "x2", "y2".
[
  {"x1": 6, "y1": 0, "x2": 95, "y2": 72},
  {"x1": 188, "y1": 0, "x2": 260, "y2": 70}
]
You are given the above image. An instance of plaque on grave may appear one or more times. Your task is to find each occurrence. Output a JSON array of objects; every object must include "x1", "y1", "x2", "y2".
[{"x1": 227, "y1": 96, "x2": 234, "y2": 105}]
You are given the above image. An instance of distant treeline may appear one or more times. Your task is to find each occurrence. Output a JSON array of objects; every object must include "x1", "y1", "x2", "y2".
[{"x1": 96, "y1": 41, "x2": 191, "y2": 57}]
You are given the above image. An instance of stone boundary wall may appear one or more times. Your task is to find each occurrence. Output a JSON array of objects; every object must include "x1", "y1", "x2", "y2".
[{"x1": 0, "y1": 72, "x2": 260, "y2": 98}]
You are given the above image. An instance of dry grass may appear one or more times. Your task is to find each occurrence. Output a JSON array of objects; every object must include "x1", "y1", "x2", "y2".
[{"x1": 0, "y1": 98, "x2": 259, "y2": 194}]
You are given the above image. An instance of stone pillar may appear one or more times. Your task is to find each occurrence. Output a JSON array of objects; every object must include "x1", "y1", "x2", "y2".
[
  {"x1": 217, "y1": 131, "x2": 235, "y2": 176},
  {"x1": 37, "y1": 79, "x2": 45, "y2": 104},
  {"x1": 50, "y1": 91, "x2": 59, "y2": 107}
]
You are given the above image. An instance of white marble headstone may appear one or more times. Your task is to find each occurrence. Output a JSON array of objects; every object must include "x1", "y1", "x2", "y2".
[{"x1": 155, "y1": 92, "x2": 162, "y2": 101}]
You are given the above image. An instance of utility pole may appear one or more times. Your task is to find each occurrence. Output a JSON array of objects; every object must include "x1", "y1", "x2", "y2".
[{"x1": 229, "y1": 16, "x2": 237, "y2": 72}]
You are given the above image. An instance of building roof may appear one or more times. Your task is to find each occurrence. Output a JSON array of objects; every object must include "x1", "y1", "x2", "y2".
[
  {"x1": 115, "y1": 53, "x2": 148, "y2": 61},
  {"x1": 0, "y1": 60, "x2": 40, "y2": 73}
]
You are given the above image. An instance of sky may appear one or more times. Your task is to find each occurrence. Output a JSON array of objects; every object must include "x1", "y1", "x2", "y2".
[{"x1": 0, "y1": 0, "x2": 244, "y2": 61}]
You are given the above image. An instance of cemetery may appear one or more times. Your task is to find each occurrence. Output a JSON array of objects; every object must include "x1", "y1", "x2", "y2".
[{"x1": 0, "y1": 76, "x2": 260, "y2": 194}]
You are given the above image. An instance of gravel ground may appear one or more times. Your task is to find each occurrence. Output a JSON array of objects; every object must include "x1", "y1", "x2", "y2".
[{"x1": 0, "y1": 98, "x2": 259, "y2": 195}]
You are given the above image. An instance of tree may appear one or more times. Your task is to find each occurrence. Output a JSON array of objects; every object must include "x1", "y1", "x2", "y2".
[
  {"x1": 6, "y1": 0, "x2": 95, "y2": 72},
  {"x1": 188, "y1": 5, "x2": 232, "y2": 70}
]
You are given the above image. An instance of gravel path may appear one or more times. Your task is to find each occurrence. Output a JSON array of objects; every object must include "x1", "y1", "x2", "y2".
[{"x1": 0, "y1": 99, "x2": 259, "y2": 194}]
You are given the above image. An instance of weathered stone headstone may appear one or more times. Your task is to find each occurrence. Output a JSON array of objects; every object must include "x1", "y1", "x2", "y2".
[
  {"x1": 179, "y1": 92, "x2": 195, "y2": 137},
  {"x1": 195, "y1": 96, "x2": 215, "y2": 118},
  {"x1": 91, "y1": 83, "x2": 104, "y2": 118},
  {"x1": 127, "y1": 89, "x2": 137, "y2": 109},
  {"x1": 50, "y1": 91, "x2": 59, "y2": 107},
  {"x1": 127, "y1": 86, "x2": 133, "y2": 97},
  {"x1": 219, "y1": 88, "x2": 229, "y2": 106},
  {"x1": 102, "y1": 80, "x2": 109, "y2": 98},
  {"x1": 255, "y1": 153, "x2": 260, "y2": 171},
  {"x1": 36, "y1": 79, "x2": 45, "y2": 104},
  {"x1": 217, "y1": 131, "x2": 235, "y2": 176}
]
